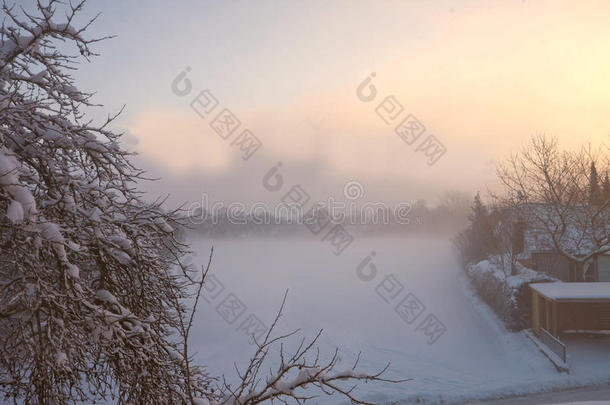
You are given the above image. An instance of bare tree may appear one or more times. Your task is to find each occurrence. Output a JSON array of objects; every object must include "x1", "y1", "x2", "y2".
[
  {"x1": 0, "y1": 1, "x2": 406, "y2": 403},
  {"x1": 496, "y1": 135, "x2": 610, "y2": 280}
]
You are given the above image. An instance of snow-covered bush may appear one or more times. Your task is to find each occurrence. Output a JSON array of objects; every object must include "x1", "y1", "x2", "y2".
[
  {"x1": 466, "y1": 258, "x2": 556, "y2": 330},
  {"x1": 0, "y1": 2, "x2": 402, "y2": 403}
]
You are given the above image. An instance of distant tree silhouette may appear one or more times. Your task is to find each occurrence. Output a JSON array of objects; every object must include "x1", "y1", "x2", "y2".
[
  {"x1": 468, "y1": 192, "x2": 497, "y2": 261},
  {"x1": 453, "y1": 192, "x2": 497, "y2": 265},
  {"x1": 590, "y1": 161, "x2": 601, "y2": 205}
]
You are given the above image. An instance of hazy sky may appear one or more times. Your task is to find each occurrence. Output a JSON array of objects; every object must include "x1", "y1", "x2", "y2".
[{"x1": 57, "y1": 0, "x2": 610, "y2": 207}]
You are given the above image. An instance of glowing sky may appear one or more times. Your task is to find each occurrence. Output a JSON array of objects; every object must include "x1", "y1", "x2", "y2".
[{"x1": 68, "y1": 0, "x2": 610, "y2": 205}]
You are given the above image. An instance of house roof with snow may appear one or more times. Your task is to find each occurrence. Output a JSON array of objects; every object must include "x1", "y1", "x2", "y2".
[
  {"x1": 506, "y1": 203, "x2": 610, "y2": 261},
  {"x1": 530, "y1": 282, "x2": 610, "y2": 302}
]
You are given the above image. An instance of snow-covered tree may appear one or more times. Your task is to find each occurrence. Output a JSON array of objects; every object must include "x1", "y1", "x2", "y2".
[
  {"x1": 0, "y1": 2, "x2": 402, "y2": 403},
  {"x1": 0, "y1": 1, "x2": 217, "y2": 402}
]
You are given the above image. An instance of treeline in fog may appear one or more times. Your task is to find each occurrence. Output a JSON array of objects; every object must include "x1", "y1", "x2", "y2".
[{"x1": 185, "y1": 191, "x2": 471, "y2": 237}]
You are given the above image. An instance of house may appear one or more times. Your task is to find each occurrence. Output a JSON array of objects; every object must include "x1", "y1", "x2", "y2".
[
  {"x1": 504, "y1": 204, "x2": 610, "y2": 282},
  {"x1": 519, "y1": 243, "x2": 610, "y2": 282}
]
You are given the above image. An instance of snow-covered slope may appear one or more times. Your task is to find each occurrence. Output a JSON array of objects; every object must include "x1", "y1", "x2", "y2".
[{"x1": 185, "y1": 236, "x2": 610, "y2": 404}]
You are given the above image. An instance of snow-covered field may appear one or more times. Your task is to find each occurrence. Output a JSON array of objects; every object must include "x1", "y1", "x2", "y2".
[{"x1": 185, "y1": 236, "x2": 610, "y2": 404}]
